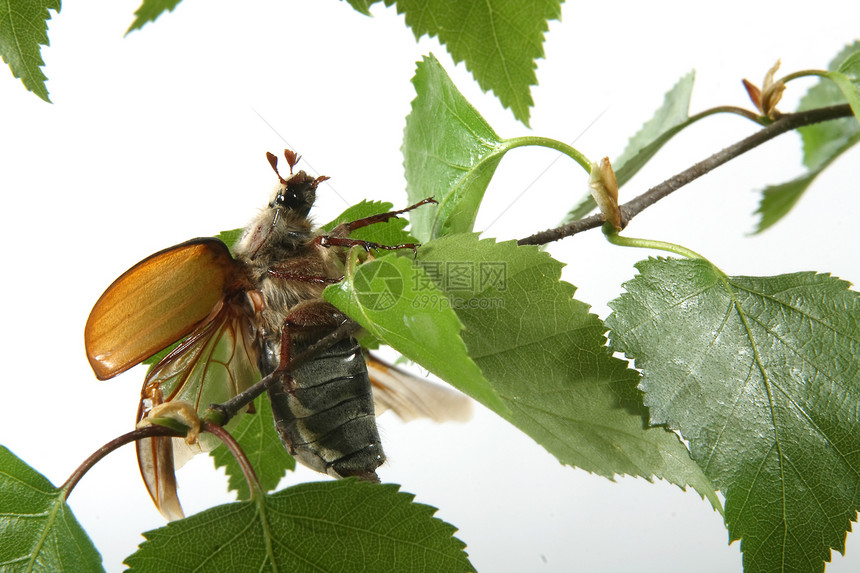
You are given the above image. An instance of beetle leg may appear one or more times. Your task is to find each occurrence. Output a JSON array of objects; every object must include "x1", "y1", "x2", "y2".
[
  {"x1": 273, "y1": 301, "x2": 354, "y2": 392},
  {"x1": 267, "y1": 268, "x2": 344, "y2": 283},
  {"x1": 267, "y1": 257, "x2": 344, "y2": 283},
  {"x1": 314, "y1": 197, "x2": 437, "y2": 254},
  {"x1": 316, "y1": 235, "x2": 420, "y2": 254},
  {"x1": 329, "y1": 197, "x2": 436, "y2": 235}
]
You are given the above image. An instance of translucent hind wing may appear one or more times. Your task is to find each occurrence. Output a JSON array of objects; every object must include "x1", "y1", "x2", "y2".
[
  {"x1": 366, "y1": 354, "x2": 472, "y2": 423},
  {"x1": 136, "y1": 299, "x2": 261, "y2": 519}
]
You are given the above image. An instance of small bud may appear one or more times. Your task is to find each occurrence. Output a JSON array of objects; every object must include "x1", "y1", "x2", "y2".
[
  {"x1": 743, "y1": 60, "x2": 785, "y2": 119},
  {"x1": 760, "y1": 60, "x2": 785, "y2": 119},
  {"x1": 742, "y1": 79, "x2": 762, "y2": 111},
  {"x1": 589, "y1": 157, "x2": 621, "y2": 231}
]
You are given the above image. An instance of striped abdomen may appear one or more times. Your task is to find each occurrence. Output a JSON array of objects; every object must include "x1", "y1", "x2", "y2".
[{"x1": 267, "y1": 337, "x2": 385, "y2": 481}]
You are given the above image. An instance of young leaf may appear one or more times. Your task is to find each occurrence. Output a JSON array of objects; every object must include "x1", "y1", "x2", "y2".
[
  {"x1": 403, "y1": 54, "x2": 507, "y2": 242},
  {"x1": 209, "y1": 394, "x2": 295, "y2": 501},
  {"x1": 0, "y1": 446, "x2": 104, "y2": 572},
  {"x1": 828, "y1": 51, "x2": 860, "y2": 124},
  {"x1": 607, "y1": 258, "x2": 860, "y2": 573},
  {"x1": 753, "y1": 42, "x2": 860, "y2": 233},
  {"x1": 837, "y1": 51, "x2": 860, "y2": 80},
  {"x1": 564, "y1": 71, "x2": 696, "y2": 222},
  {"x1": 127, "y1": 0, "x2": 183, "y2": 34},
  {"x1": 754, "y1": 161, "x2": 847, "y2": 234},
  {"x1": 125, "y1": 480, "x2": 472, "y2": 572},
  {"x1": 614, "y1": 71, "x2": 697, "y2": 187},
  {"x1": 800, "y1": 43, "x2": 860, "y2": 171},
  {"x1": 374, "y1": 0, "x2": 561, "y2": 124},
  {"x1": 0, "y1": 0, "x2": 60, "y2": 102}
]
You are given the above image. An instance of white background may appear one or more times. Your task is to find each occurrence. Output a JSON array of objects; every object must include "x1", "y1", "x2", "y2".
[{"x1": 1, "y1": 1, "x2": 858, "y2": 572}]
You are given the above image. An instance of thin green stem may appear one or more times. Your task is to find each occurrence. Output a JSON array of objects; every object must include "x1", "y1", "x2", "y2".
[
  {"x1": 602, "y1": 222, "x2": 708, "y2": 260},
  {"x1": 780, "y1": 69, "x2": 829, "y2": 84},
  {"x1": 504, "y1": 135, "x2": 592, "y2": 172},
  {"x1": 689, "y1": 105, "x2": 766, "y2": 125}
]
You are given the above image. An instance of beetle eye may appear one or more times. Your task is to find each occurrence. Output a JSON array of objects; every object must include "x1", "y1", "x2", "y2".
[
  {"x1": 269, "y1": 171, "x2": 317, "y2": 217},
  {"x1": 274, "y1": 187, "x2": 302, "y2": 210}
]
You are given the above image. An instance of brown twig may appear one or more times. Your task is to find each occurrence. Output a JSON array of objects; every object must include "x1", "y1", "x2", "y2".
[
  {"x1": 63, "y1": 419, "x2": 262, "y2": 503},
  {"x1": 62, "y1": 424, "x2": 182, "y2": 500},
  {"x1": 517, "y1": 104, "x2": 853, "y2": 246}
]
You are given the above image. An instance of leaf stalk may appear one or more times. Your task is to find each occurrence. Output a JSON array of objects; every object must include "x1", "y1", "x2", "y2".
[
  {"x1": 504, "y1": 135, "x2": 592, "y2": 172},
  {"x1": 203, "y1": 421, "x2": 263, "y2": 498},
  {"x1": 601, "y1": 222, "x2": 708, "y2": 260}
]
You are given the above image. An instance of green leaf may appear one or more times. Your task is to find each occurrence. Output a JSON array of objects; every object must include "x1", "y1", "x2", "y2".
[
  {"x1": 614, "y1": 71, "x2": 697, "y2": 187},
  {"x1": 564, "y1": 71, "x2": 697, "y2": 222},
  {"x1": 752, "y1": 171, "x2": 816, "y2": 233},
  {"x1": 829, "y1": 50, "x2": 860, "y2": 124},
  {"x1": 403, "y1": 54, "x2": 507, "y2": 242},
  {"x1": 127, "y1": 0, "x2": 183, "y2": 34},
  {"x1": 800, "y1": 46, "x2": 860, "y2": 172},
  {"x1": 752, "y1": 146, "x2": 856, "y2": 233},
  {"x1": 0, "y1": 0, "x2": 60, "y2": 102},
  {"x1": 125, "y1": 480, "x2": 472, "y2": 573},
  {"x1": 754, "y1": 42, "x2": 860, "y2": 233},
  {"x1": 0, "y1": 446, "x2": 104, "y2": 572},
  {"x1": 209, "y1": 394, "x2": 295, "y2": 501},
  {"x1": 416, "y1": 235, "x2": 721, "y2": 509},
  {"x1": 379, "y1": 0, "x2": 561, "y2": 125},
  {"x1": 837, "y1": 50, "x2": 860, "y2": 79},
  {"x1": 331, "y1": 233, "x2": 720, "y2": 508},
  {"x1": 324, "y1": 250, "x2": 505, "y2": 414},
  {"x1": 607, "y1": 258, "x2": 860, "y2": 573}
]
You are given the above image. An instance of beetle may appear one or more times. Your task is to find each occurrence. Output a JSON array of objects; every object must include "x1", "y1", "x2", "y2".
[{"x1": 84, "y1": 150, "x2": 470, "y2": 519}]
